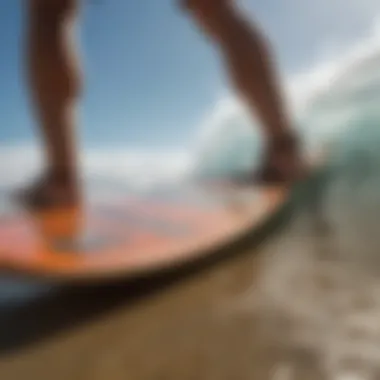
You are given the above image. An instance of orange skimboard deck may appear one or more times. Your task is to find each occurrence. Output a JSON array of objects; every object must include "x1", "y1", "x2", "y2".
[{"x1": 0, "y1": 152, "x2": 328, "y2": 281}]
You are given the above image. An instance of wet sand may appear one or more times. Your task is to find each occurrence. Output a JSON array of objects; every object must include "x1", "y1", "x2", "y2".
[{"x1": 1, "y1": 144, "x2": 380, "y2": 380}]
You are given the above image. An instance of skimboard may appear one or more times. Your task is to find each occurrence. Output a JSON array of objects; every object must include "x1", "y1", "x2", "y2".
[{"x1": 0, "y1": 149, "x2": 330, "y2": 282}]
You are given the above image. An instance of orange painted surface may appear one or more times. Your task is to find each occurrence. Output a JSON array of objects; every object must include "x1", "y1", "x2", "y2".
[{"x1": 0, "y1": 185, "x2": 287, "y2": 279}]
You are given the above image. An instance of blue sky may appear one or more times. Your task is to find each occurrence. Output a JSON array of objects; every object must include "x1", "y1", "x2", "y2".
[{"x1": 0, "y1": 0, "x2": 379, "y2": 151}]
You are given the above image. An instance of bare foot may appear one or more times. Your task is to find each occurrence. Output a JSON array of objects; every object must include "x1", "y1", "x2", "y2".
[
  {"x1": 16, "y1": 172, "x2": 80, "y2": 210},
  {"x1": 254, "y1": 133, "x2": 307, "y2": 185}
]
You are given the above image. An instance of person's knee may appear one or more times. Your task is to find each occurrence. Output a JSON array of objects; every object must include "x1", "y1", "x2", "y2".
[
  {"x1": 181, "y1": 0, "x2": 240, "y2": 40},
  {"x1": 28, "y1": 0, "x2": 82, "y2": 98},
  {"x1": 30, "y1": 0, "x2": 79, "y2": 26},
  {"x1": 181, "y1": 0, "x2": 230, "y2": 15},
  {"x1": 182, "y1": 0, "x2": 265, "y2": 44}
]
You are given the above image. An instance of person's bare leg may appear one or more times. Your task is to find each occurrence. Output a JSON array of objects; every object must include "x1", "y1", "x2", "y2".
[
  {"x1": 183, "y1": 0, "x2": 304, "y2": 183},
  {"x1": 21, "y1": 0, "x2": 81, "y2": 207}
]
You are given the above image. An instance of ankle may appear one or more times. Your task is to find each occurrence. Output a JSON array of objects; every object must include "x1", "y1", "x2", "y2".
[
  {"x1": 266, "y1": 131, "x2": 300, "y2": 154},
  {"x1": 47, "y1": 167, "x2": 78, "y2": 186}
]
